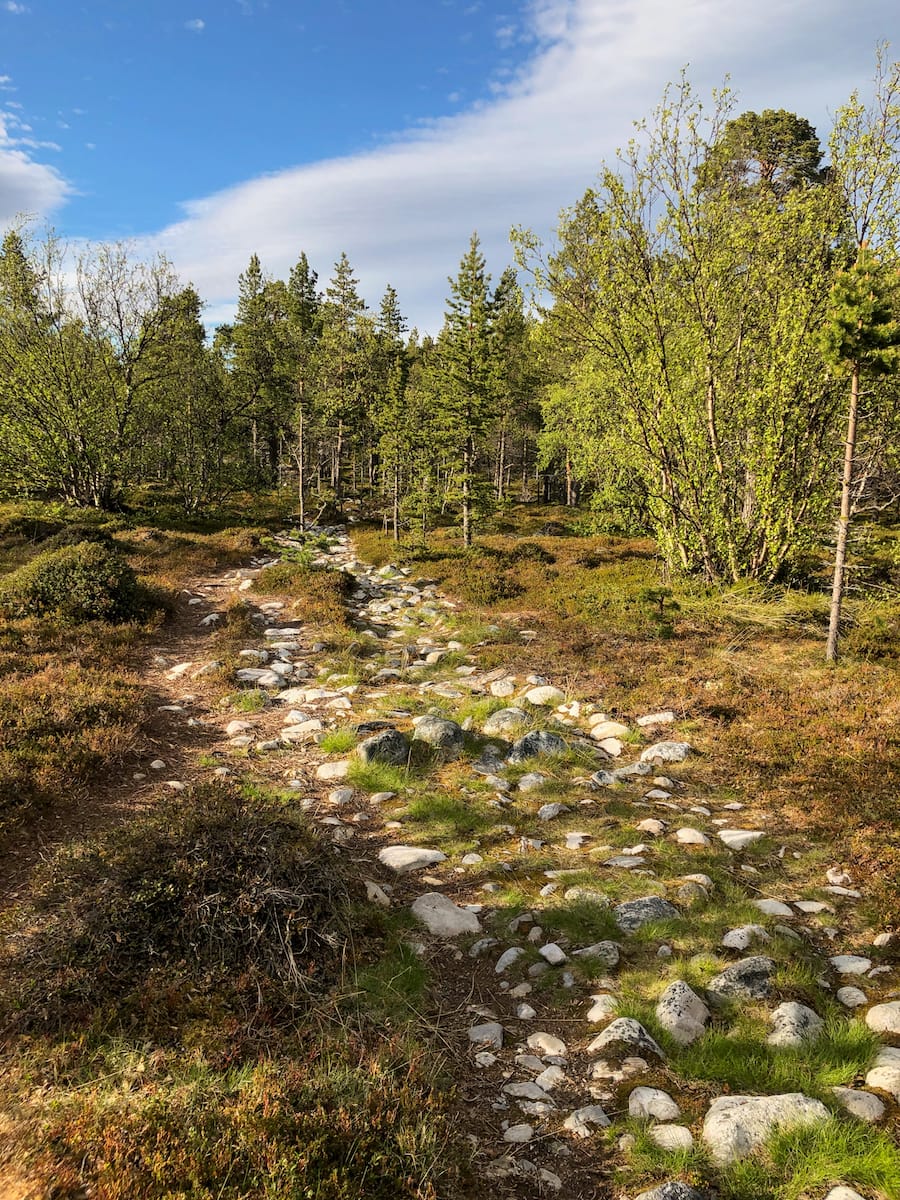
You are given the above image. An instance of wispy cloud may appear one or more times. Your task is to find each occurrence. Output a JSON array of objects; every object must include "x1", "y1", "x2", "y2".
[
  {"x1": 126, "y1": 0, "x2": 896, "y2": 332},
  {"x1": 0, "y1": 76, "x2": 15, "y2": 91},
  {"x1": 4, "y1": 2, "x2": 29, "y2": 14},
  {"x1": 184, "y1": 18, "x2": 205, "y2": 33}
]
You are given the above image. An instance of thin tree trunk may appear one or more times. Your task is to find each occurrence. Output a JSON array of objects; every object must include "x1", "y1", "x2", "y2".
[
  {"x1": 565, "y1": 451, "x2": 575, "y2": 506},
  {"x1": 462, "y1": 435, "x2": 473, "y2": 547},
  {"x1": 496, "y1": 425, "x2": 506, "y2": 501},
  {"x1": 392, "y1": 469, "x2": 400, "y2": 543},
  {"x1": 297, "y1": 405, "x2": 306, "y2": 530},
  {"x1": 826, "y1": 362, "x2": 861, "y2": 662}
]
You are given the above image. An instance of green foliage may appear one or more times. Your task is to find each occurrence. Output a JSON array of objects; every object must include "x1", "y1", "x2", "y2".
[
  {"x1": 0, "y1": 541, "x2": 140, "y2": 623},
  {"x1": 318, "y1": 728, "x2": 357, "y2": 754}
]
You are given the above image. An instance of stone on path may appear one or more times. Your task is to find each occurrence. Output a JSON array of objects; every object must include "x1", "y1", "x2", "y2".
[
  {"x1": 587, "y1": 994, "x2": 618, "y2": 1022},
  {"x1": 495, "y1": 947, "x2": 526, "y2": 973},
  {"x1": 634, "y1": 1184, "x2": 708, "y2": 1200},
  {"x1": 636, "y1": 711, "x2": 676, "y2": 727},
  {"x1": 836, "y1": 986, "x2": 867, "y2": 1008},
  {"x1": 503, "y1": 1123, "x2": 534, "y2": 1143},
  {"x1": 537, "y1": 802, "x2": 569, "y2": 820},
  {"x1": 525, "y1": 685, "x2": 565, "y2": 706},
  {"x1": 702, "y1": 1094, "x2": 828, "y2": 1164},
  {"x1": 411, "y1": 893, "x2": 481, "y2": 937},
  {"x1": 722, "y1": 924, "x2": 770, "y2": 951},
  {"x1": 468, "y1": 1022, "x2": 503, "y2": 1049},
  {"x1": 648, "y1": 1125, "x2": 694, "y2": 1152},
  {"x1": 707, "y1": 956, "x2": 776, "y2": 1002},
  {"x1": 718, "y1": 829, "x2": 765, "y2": 850},
  {"x1": 357, "y1": 728, "x2": 410, "y2": 766},
  {"x1": 629, "y1": 1087, "x2": 680, "y2": 1121},
  {"x1": 655, "y1": 980, "x2": 710, "y2": 1045},
  {"x1": 866, "y1": 1046, "x2": 900, "y2": 1100},
  {"x1": 508, "y1": 730, "x2": 567, "y2": 762},
  {"x1": 483, "y1": 707, "x2": 529, "y2": 737},
  {"x1": 527, "y1": 1031, "x2": 567, "y2": 1057},
  {"x1": 412, "y1": 715, "x2": 465, "y2": 758},
  {"x1": 754, "y1": 898, "x2": 794, "y2": 917},
  {"x1": 675, "y1": 827, "x2": 709, "y2": 846},
  {"x1": 829, "y1": 954, "x2": 872, "y2": 975},
  {"x1": 865, "y1": 1000, "x2": 900, "y2": 1034},
  {"x1": 767, "y1": 1001, "x2": 823, "y2": 1047},
  {"x1": 563, "y1": 1104, "x2": 611, "y2": 1137},
  {"x1": 640, "y1": 741, "x2": 692, "y2": 764},
  {"x1": 587, "y1": 1018, "x2": 665, "y2": 1061},
  {"x1": 378, "y1": 845, "x2": 446, "y2": 874},
  {"x1": 316, "y1": 761, "x2": 350, "y2": 781},
  {"x1": 831, "y1": 1087, "x2": 886, "y2": 1123},
  {"x1": 614, "y1": 895, "x2": 680, "y2": 933}
]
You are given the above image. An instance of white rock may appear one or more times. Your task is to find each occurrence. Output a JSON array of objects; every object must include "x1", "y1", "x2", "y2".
[
  {"x1": 539, "y1": 942, "x2": 567, "y2": 966},
  {"x1": 468, "y1": 1022, "x2": 504, "y2": 1049},
  {"x1": 149, "y1": 759, "x2": 166, "y2": 770},
  {"x1": 537, "y1": 802, "x2": 569, "y2": 820},
  {"x1": 525, "y1": 685, "x2": 565, "y2": 707},
  {"x1": 589, "y1": 719, "x2": 630, "y2": 738},
  {"x1": 836, "y1": 986, "x2": 867, "y2": 1008},
  {"x1": 754, "y1": 899, "x2": 794, "y2": 917},
  {"x1": 316, "y1": 761, "x2": 349, "y2": 781},
  {"x1": 866, "y1": 1046, "x2": 900, "y2": 1100},
  {"x1": 378, "y1": 845, "x2": 447, "y2": 874},
  {"x1": 517, "y1": 1003, "x2": 537, "y2": 1020},
  {"x1": 823, "y1": 1189, "x2": 868, "y2": 1200},
  {"x1": 637, "y1": 819, "x2": 667, "y2": 836},
  {"x1": 636, "y1": 711, "x2": 676, "y2": 727},
  {"x1": 225, "y1": 720, "x2": 254, "y2": 736},
  {"x1": 793, "y1": 900, "x2": 832, "y2": 914},
  {"x1": 527, "y1": 1031, "x2": 567, "y2": 1057},
  {"x1": 503, "y1": 1123, "x2": 534, "y2": 1143},
  {"x1": 718, "y1": 829, "x2": 764, "y2": 850},
  {"x1": 587, "y1": 994, "x2": 618, "y2": 1022},
  {"x1": 411, "y1": 892, "x2": 481, "y2": 937},
  {"x1": 826, "y1": 867, "x2": 853, "y2": 886},
  {"x1": 865, "y1": 1000, "x2": 900, "y2": 1034},
  {"x1": 629, "y1": 1087, "x2": 681, "y2": 1121},
  {"x1": 830, "y1": 955, "x2": 872, "y2": 975},
  {"x1": 640, "y1": 741, "x2": 691, "y2": 764},
  {"x1": 676, "y1": 827, "x2": 710, "y2": 846},
  {"x1": 596, "y1": 737, "x2": 624, "y2": 756},
  {"x1": 563, "y1": 1105, "x2": 611, "y2": 1137},
  {"x1": 702, "y1": 1094, "x2": 828, "y2": 1164},
  {"x1": 655, "y1": 980, "x2": 710, "y2": 1045},
  {"x1": 831, "y1": 1087, "x2": 886, "y2": 1123},
  {"x1": 364, "y1": 880, "x2": 391, "y2": 907},
  {"x1": 722, "y1": 924, "x2": 770, "y2": 951},
  {"x1": 495, "y1": 947, "x2": 526, "y2": 974},
  {"x1": 535, "y1": 1065, "x2": 566, "y2": 1090},
  {"x1": 649, "y1": 1125, "x2": 695, "y2": 1152},
  {"x1": 587, "y1": 1018, "x2": 664, "y2": 1060},
  {"x1": 503, "y1": 1081, "x2": 553, "y2": 1103},
  {"x1": 767, "y1": 1001, "x2": 824, "y2": 1047}
]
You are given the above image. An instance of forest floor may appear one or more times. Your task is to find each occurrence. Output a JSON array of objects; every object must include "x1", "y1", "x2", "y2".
[{"x1": 0, "y1": 505, "x2": 898, "y2": 1200}]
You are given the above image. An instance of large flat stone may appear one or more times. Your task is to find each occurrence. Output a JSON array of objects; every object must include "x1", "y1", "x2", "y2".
[{"x1": 702, "y1": 1093, "x2": 828, "y2": 1164}]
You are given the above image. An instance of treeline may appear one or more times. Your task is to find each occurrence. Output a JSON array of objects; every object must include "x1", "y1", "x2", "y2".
[
  {"x1": 0, "y1": 230, "x2": 540, "y2": 542},
  {"x1": 2, "y1": 55, "x2": 900, "y2": 648}
]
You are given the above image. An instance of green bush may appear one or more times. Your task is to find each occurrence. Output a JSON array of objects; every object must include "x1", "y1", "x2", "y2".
[{"x1": 0, "y1": 541, "x2": 139, "y2": 622}]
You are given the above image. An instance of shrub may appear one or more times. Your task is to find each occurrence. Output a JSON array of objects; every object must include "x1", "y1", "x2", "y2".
[
  {"x1": 253, "y1": 561, "x2": 351, "y2": 627},
  {"x1": 509, "y1": 540, "x2": 556, "y2": 564},
  {"x1": 4, "y1": 785, "x2": 353, "y2": 1029},
  {"x1": 0, "y1": 541, "x2": 140, "y2": 623}
]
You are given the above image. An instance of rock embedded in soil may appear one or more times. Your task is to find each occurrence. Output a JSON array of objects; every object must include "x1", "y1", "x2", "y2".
[
  {"x1": 411, "y1": 892, "x2": 481, "y2": 937},
  {"x1": 655, "y1": 980, "x2": 710, "y2": 1045},
  {"x1": 628, "y1": 1087, "x2": 681, "y2": 1121},
  {"x1": 722, "y1": 924, "x2": 770, "y2": 951},
  {"x1": 587, "y1": 1018, "x2": 665, "y2": 1061},
  {"x1": 865, "y1": 1000, "x2": 900, "y2": 1034},
  {"x1": 718, "y1": 829, "x2": 765, "y2": 850},
  {"x1": 707, "y1": 956, "x2": 776, "y2": 1002},
  {"x1": 614, "y1": 895, "x2": 680, "y2": 933},
  {"x1": 767, "y1": 1001, "x2": 824, "y2": 1047},
  {"x1": 468, "y1": 1022, "x2": 504, "y2": 1049},
  {"x1": 527, "y1": 1031, "x2": 567, "y2": 1057},
  {"x1": 525, "y1": 685, "x2": 565, "y2": 707},
  {"x1": 495, "y1": 947, "x2": 526, "y2": 973},
  {"x1": 836, "y1": 986, "x2": 867, "y2": 1008},
  {"x1": 482, "y1": 707, "x2": 529, "y2": 737},
  {"x1": 702, "y1": 1093, "x2": 829, "y2": 1164},
  {"x1": 563, "y1": 1104, "x2": 611, "y2": 1137},
  {"x1": 634, "y1": 1182, "x2": 709, "y2": 1200},
  {"x1": 378, "y1": 845, "x2": 447, "y2": 874},
  {"x1": 823, "y1": 1189, "x2": 868, "y2": 1200},
  {"x1": 357, "y1": 728, "x2": 410, "y2": 766},
  {"x1": 648, "y1": 1125, "x2": 694, "y2": 1152},
  {"x1": 411, "y1": 715, "x2": 465, "y2": 758},
  {"x1": 865, "y1": 1046, "x2": 900, "y2": 1100},
  {"x1": 831, "y1": 1087, "x2": 886, "y2": 1123},
  {"x1": 639, "y1": 741, "x2": 692, "y2": 764},
  {"x1": 502, "y1": 1123, "x2": 534, "y2": 1143},
  {"x1": 675, "y1": 827, "x2": 709, "y2": 846},
  {"x1": 508, "y1": 730, "x2": 568, "y2": 762}
]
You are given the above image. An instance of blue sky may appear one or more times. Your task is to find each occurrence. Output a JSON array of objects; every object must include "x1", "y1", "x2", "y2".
[{"x1": 2, "y1": 0, "x2": 899, "y2": 331}]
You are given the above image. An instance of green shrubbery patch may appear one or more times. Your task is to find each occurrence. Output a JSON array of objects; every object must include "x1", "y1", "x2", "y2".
[{"x1": 0, "y1": 541, "x2": 141, "y2": 623}]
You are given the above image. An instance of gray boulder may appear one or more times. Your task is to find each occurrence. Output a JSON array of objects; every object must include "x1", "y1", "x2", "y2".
[
  {"x1": 614, "y1": 895, "x2": 680, "y2": 933},
  {"x1": 655, "y1": 980, "x2": 710, "y2": 1045},
  {"x1": 767, "y1": 1001, "x2": 823, "y2": 1047},
  {"x1": 587, "y1": 1017, "x2": 665, "y2": 1061},
  {"x1": 702, "y1": 1093, "x2": 828, "y2": 1164},
  {"x1": 483, "y1": 707, "x2": 529, "y2": 737},
  {"x1": 412, "y1": 715, "x2": 465, "y2": 759},
  {"x1": 357, "y1": 728, "x2": 410, "y2": 766},
  {"x1": 707, "y1": 956, "x2": 776, "y2": 1003},
  {"x1": 508, "y1": 729, "x2": 568, "y2": 763}
]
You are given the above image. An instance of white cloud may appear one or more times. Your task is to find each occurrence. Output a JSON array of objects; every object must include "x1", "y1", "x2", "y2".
[
  {"x1": 135, "y1": 0, "x2": 897, "y2": 333},
  {"x1": 4, "y1": 2, "x2": 29, "y2": 14},
  {"x1": 185, "y1": 18, "x2": 205, "y2": 33},
  {"x1": 0, "y1": 113, "x2": 70, "y2": 223}
]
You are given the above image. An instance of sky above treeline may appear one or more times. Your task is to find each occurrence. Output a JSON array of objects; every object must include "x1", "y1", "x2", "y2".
[{"x1": 1, "y1": 0, "x2": 898, "y2": 333}]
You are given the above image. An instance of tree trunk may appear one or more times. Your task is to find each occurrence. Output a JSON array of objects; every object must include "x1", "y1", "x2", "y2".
[
  {"x1": 826, "y1": 362, "x2": 860, "y2": 663},
  {"x1": 565, "y1": 452, "x2": 575, "y2": 506},
  {"x1": 496, "y1": 425, "x2": 506, "y2": 501},
  {"x1": 392, "y1": 469, "x2": 400, "y2": 543},
  {"x1": 462, "y1": 437, "x2": 475, "y2": 547},
  {"x1": 297, "y1": 405, "x2": 306, "y2": 530}
]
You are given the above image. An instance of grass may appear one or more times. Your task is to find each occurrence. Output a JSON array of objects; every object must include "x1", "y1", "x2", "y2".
[
  {"x1": 227, "y1": 687, "x2": 270, "y2": 712},
  {"x1": 400, "y1": 792, "x2": 498, "y2": 852},
  {"x1": 319, "y1": 728, "x2": 359, "y2": 754},
  {"x1": 253, "y1": 559, "x2": 351, "y2": 629},
  {"x1": 346, "y1": 759, "x2": 412, "y2": 794}
]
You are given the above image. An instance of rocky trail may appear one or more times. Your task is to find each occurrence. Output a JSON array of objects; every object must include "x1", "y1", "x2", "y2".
[{"x1": 35, "y1": 528, "x2": 900, "y2": 1199}]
